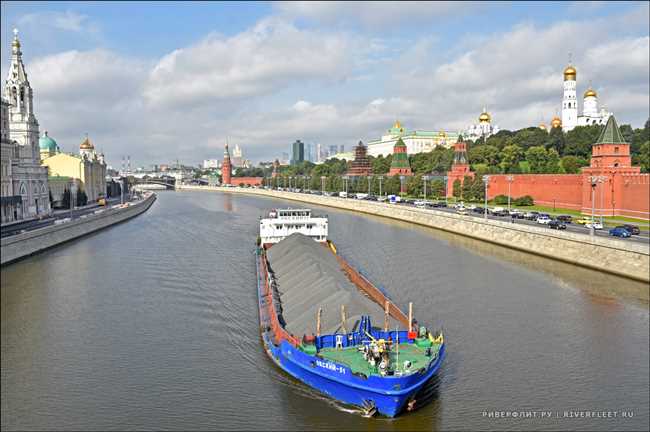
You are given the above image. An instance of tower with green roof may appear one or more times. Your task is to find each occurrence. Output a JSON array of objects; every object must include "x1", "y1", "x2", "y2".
[{"x1": 389, "y1": 137, "x2": 412, "y2": 178}]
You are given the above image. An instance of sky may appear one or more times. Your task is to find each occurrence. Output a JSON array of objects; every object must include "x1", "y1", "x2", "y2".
[{"x1": 1, "y1": 1, "x2": 649, "y2": 168}]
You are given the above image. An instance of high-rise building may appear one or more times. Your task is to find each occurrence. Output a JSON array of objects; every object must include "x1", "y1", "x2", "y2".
[
  {"x1": 306, "y1": 143, "x2": 314, "y2": 162},
  {"x1": 291, "y1": 140, "x2": 304, "y2": 165},
  {"x1": 339, "y1": 145, "x2": 345, "y2": 154},
  {"x1": 329, "y1": 145, "x2": 337, "y2": 157}
]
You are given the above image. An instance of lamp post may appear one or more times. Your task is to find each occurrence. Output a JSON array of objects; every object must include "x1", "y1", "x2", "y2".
[
  {"x1": 378, "y1": 176, "x2": 384, "y2": 198},
  {"x1": 70, "y1": 182, "x2": 77, "y2": 219},
  {"x1": 443, "y1": 176, "x2": 448, "y2": 206},
  {"x1": 399, "y1": 175, "x2": 405, "y2": 196},
  {"x1": 321, "y1": 176, "x2": 326, "y2": 194},
  {"x1": 343, "y1": 175, "x2": 349, "y2": 195},
  {"x1": 600, "y1": 177, "x2": 605, "y2": 225},
  {"x1": 367, "y1": 176, "x2": 371, "y2": 195},
  {"x1": 422, "y1": 175, "x2": 431, "y2": 202},
  {"x1": 506, "y1": 175, "x2": 514, "y2": 212},
  {"x1": 482, "y1": 175, "x2": 490, "y2": 220},
  {"x1": 590, "y1": 176, "x2": 597, "y2": 237}
]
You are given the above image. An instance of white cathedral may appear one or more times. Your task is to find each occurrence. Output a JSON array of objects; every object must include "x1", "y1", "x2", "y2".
[
  {"x1": 560, "y1": 63, "x2": 611, "y2": 132},
  {"x1": 1, "y1": 29, "x2": 50, "y2": 223}
]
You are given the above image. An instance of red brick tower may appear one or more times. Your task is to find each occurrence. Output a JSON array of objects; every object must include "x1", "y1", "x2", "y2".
[
  {"x1": 580, "y1": 115, "x2": 642, "y2": 216},
  {"x1": 347, "y1": 140, "x2": 372, "y2": 177},
  {"x1": 271, "y1": 159, "x2": 280, "y2": 178},
  {"x1": 446, "y1": 135, "x2": 474, "y2": 197},
  {"x1": 222, "y1": 143, "x2": 232, "y2": 185}
]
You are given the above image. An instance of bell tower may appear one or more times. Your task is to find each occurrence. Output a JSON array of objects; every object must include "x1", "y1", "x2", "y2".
[{"x1": 4, "y1": 28, "x2": 39, "y2": 162}]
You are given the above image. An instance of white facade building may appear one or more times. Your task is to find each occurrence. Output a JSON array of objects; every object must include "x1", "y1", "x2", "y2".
[
  {"x1": 464, "y1": 109, "x2": 500, "y2": 141},
  {"x1": 2, "y1": 29, "x2": 50, "y2": 221},
  {"x1": 561, "y1": 63, "x2": 611, "y2": 132},
  {"x1": 203, "y1": 159, "x2": 221, "y2": 169},
  {"x1": 366, "y1": 121, "x2": 459, "y2": 157}
]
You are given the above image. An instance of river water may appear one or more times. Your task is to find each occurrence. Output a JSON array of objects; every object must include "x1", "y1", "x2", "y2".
[{"x1": 2, "y1": 191, "x2": 648, "y2": 431}]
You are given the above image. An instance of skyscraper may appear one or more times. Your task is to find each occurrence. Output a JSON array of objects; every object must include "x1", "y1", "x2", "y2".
[
  {"x1": 291, "y1": 140, "x2": 304, "y2": 165},
  {"x1": 339, "y1": 145, "x2": 345, "y2": 154},
  {"x1": 329, "y1": 145, "x2": 337, "y2": 156}
]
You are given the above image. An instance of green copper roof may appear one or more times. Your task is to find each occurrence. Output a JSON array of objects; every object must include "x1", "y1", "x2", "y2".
[
  {"x1": 39, "y1": 132, "x2": 57, "y2": 151},
  {"x1": 595, "y1": 115, "x2": 626, "y2": 145},
  {"x1": 394, "y1": 137, "x2": 407, "y2": 148}
]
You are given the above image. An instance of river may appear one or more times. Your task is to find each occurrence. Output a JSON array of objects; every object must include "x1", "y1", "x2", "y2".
[{"x1": 2, "y1": 190, "x2": 648, "y2": 431}]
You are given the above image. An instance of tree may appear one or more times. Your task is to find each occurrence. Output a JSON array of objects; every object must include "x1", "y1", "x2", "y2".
[
  {"x1": 545, "y1": 126, "x2": 566, "y2": 155},
  {"x1": 507, "y1": 127, "x2": 548, "y2": 151},
  {"x1": 469, "y1": 145, "x2": 500, "y2": 166},
  {"x1": 546, "y1": 148, "x2": 561, "y2": 173},
  {"x1": 430, "y1": 179, "x2": 445, "y2": 198},
  {"x1": 500, "y1": 144, "x2": 524, "y2": 173},
  {"x1": 61, "y1": 188, "x2": 70, "y2": 209},
  {"x1": 564, "y1": 124, "x2": 601, "y2": 158},
  {"x1": 525, "y1": 146, "x2": 549, "y2": 173},
  {"x1": 470, "y1": 176, "x2": 485, "y2": 202},
  {"x1": 49, "y1": 190, "x2": 53, "y2": 207},
  {"x1": 76, "y1": 189, "x2": 88, "y2": 206},
  {"x1": 637, "y1": 141, "x2": 650, "y2": 173},
  {"x1": 452, "y1": 179, "x2": 461, "y2": 199},
  {"x1": 461, "y1": 175, "x2": 473, "y2": 201},
  {"x1": 560, "y1": 155, "x2": 587, "y2": 174}
]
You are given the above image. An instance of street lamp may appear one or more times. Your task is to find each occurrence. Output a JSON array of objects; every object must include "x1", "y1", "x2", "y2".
[
  {"x1": 343, "y1": 175, "x2": 349, "y2": 195},
  {"x1": 378, "y1": 176, "x2": 384, "y2": 198},
  {"x1": 367, "y1": 176, "x2": 372, "y2": 195},
  {"x1": 70, "y1": 182, "x2": 77, "y2": 218},
  {"x1": 443, "y1": 176, "x2": 448, "y2": 206},
  {"x1": 321, "y1": 176, "x2": 326, "y2": 194},
  {"x1": 399, "y1": 175, "x2": 405, "y2": 196},
  {"x1": 422, "y1": 175, "x2": 431, "y2": 202},
  {"x1": 482, "y1": 175, "x2": 490, "y2": 219},
  {"x1": 506, "y1": 175, "x2": 514, "y2": 212}
]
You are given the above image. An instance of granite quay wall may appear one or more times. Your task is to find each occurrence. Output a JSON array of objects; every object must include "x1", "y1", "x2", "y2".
[
  {"x1": 1, "y1": 193, "x2": 156, "y2": 265},
  {"x1": 179, "y1": 185, "x2": 650, "y2": 282}
]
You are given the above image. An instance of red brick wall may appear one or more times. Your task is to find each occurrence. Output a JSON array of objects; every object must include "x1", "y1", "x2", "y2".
[
  {"x1": 487, "y1": 174, "x2": 584, "y2": 210},
  {"x1": 614, "y1": 174, "x2": 650, "y2": 219},
  {"x1": 231, "y1": 177, "x2": 263, "y2": 186}
]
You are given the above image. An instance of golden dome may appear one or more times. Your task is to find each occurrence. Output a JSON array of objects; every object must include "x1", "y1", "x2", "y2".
[
  {"x1": 584, "y1": 88, "x2": 597, "y2": 98},
  {"x1": 564, "y1": 65, "x2": 576, "y2": 81},
  {"x1": 393, "y1": 120, "x2": 402, "y2": 129},
  {"x1": 551, "y1": 116, "x2": 562, "y2": 129},
  {"x1": 539, "y1": 122, "x2": 547, "y2": 130},
  {"x1": 80, "y1": 136, "x2": 94, "y2": 150},
  {"x1": 479, "y1": 111, "x2": 491, "y2": 123}
]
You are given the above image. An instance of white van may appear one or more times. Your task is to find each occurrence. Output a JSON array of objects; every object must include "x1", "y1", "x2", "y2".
[{"x1": 338, "y1": 191, "x2": 348, "y2": 198}]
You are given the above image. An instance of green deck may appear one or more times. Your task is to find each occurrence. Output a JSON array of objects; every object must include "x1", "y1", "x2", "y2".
[{"x1": 316, "y1": 341, "x2": 441, "y2": 377}]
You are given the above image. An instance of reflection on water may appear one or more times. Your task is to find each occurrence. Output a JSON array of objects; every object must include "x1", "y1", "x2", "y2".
[{"x1": 2, "y1": 191, "x2": 648, "y2": 431}]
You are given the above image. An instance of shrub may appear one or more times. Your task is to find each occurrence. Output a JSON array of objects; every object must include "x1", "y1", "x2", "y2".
[
  {"x1": 514, "y1": 195, "x2": 534, "y2": 206},
  {"x1": 493, "y1": 194, "x2": 509, "y2": 205}
]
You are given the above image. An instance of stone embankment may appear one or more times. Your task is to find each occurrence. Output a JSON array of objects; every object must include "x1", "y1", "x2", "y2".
[
  {"x1": 1, "y1": 193, "x2": 156, "y2": 265},
  {"x1": 179, "y1": 185, "x2": 650, "y2": 283}
]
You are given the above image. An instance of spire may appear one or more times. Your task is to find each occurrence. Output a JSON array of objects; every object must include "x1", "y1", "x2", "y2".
[
  {"x1": 4, "y1": 28, "x2": 34, "y2": 118},
  {"x1": 594, "y1": 115, "x2": 626, "y2": 145}
]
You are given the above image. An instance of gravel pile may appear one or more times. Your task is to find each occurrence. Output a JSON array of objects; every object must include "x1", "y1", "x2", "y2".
[{"x1": 267, "y1": 233, "x2": 386, "y2": 337}]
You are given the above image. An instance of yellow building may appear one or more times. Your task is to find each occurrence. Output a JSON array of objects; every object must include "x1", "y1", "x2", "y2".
[{"x1": 41, "y1": 135, "x2": 107, "y2": 203}]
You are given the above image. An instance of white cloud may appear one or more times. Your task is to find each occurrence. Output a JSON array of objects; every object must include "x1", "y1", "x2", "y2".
[
  {"x1": 275, "y1": 1, "x2": 484, "y2": 28},
  {"x1": 17, "y1": 11, "x2": 97, "y2": 33},
  {"x1": 9, "y1": 4, "x2": 648, "y2": 167},
  {"x1": 143, "y1": 18, "x2": 362, "y2": 108}
]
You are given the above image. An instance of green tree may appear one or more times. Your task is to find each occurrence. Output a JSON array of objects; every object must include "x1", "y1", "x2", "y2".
[
  {"x1": 564, "y1": 124, "x2": 601, "y2": 158},
  {"x1": 525, "y1": 146, "x2": 549, "y2": 173},
  {"x1": 637, "y1": 141, "x2": 650, "y2": 173},
  {"x1": 500, "y1": 144, "x2": 524, "y2": 173},
  {"x1": 470, "y1": 176, "x2": 485, "y2": 202},
  {"x1": 406, "y1": 175, "x2": 423, "y2": 197},
  {"x1": 452, "y1": 179, "x2": 461, "y2": 199},
  {"x1": 385, "y1": 175, "x2": 402, "y2": 195},
  {"x1": 61, "y1": 188, "x2": 70, "y2": 209},
  {"x1": 461, "y1": 175, "x2": 473, "y2": 200},
  {"x1": 507, "y1": 127, "x2": 548, "y2": 151},
  {"x1": 546, "y1": 148, "x2": 561, "y2": 173},
  {"x1": 560, "y1": 155, "x2": 587, "y2": 174},
  {"x1": 545, "y1": 126, "x2": 566, "y2": 155},
  {"x1": 430, "y1": 179, "x2": 445, "y2": 198},
  {"x1": 469, "y1": 145, "x2": 500, "y2": 166}
]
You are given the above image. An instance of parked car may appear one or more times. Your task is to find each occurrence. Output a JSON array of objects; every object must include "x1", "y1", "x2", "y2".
[
  {"x1": 556, "y1": 215, "x2": 573, "y2": 223},
  {"x1": 473, "y1": 206, "x2": 485, "y2": 214},
  {"x1": 617, "y1": 224, "x2": 640, "y2": 235},
  {"x1": 509, "y1": 210, "x2": 524, "y2": 219},
  {"x1": 536, "y1": 215, "x2": 552, "y2": 225},
  {"x1": 524, "y1": 211, "x2": 540, "y2": 220},
  {"x1": 585, "y1": 221, "x2": 604, "y2": 230},
  {"x1": 575, "y1": 217, "x2": 594, "y2": 225},
  {"x1": 609, "y1": 227, "x2": 631, "y2": 238},
  {"x1": 549, "y1": 220, "x2": 567, "y2": 230},
  {"x1": 414, "y1": 200, "x2": 428, "y2": 208},
  {"x1": 457, "y1": 208, "x2": 468, "y2": 215}
]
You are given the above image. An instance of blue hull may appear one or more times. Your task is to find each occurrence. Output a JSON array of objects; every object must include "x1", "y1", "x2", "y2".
[{"x1": 255, "y1": 249, "x2": 445, "y2": 417}]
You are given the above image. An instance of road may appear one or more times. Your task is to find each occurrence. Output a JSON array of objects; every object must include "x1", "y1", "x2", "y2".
[
  {"x1": 0, "y1": 197, "x2": 124, "y2": 238},
  {"x1": 280, "y1": 189, "x2": 650, "y2": 245}
]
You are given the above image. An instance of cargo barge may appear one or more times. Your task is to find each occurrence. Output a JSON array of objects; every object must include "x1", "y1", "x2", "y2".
[{"x1": 255, "y1": 208, "x2": 445, "y2": 417}]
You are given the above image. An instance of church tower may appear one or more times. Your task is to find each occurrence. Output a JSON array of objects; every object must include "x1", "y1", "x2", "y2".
[
  {"x1": 4, "y1": 29, "x2": 40, "y2": 163},
  {"x1": 561, "y1": 60, "x2": 578, "y2": 132},
  {"x1": 222, "y1": 143, "x2": 232, "y2": 185}
]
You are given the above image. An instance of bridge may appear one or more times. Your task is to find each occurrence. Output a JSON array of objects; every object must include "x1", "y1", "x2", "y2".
[{"x1": 132, "y1": 176, "x2": 176, "y2": 190}]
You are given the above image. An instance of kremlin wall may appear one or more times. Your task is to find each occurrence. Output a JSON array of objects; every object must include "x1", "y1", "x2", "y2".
[{"x1": 447, "y1": 116, "x2": 649, "y2": 220}]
